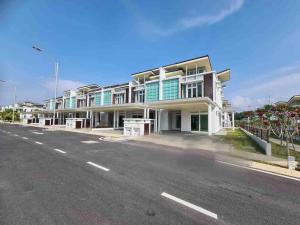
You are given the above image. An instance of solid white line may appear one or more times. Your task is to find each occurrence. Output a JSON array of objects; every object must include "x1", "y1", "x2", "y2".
[
  {"x1": 87, "y1": 161, "x2": 110, "y2": 172},
  {"x1": 32, "y1": 132, "x2": 44, "y2": 135},
  {"x1": 34, "y1": 141, "x2": 43, "y2": 145},
  {"x1": 161, "y1": 192, "x2": 218, "y2": 220},
  {"x1": 53, "y1": 148, "x2": 66, "y2": 154},
  {"x1": 22, "y1": 137, "x2": 28, "y2": 140},
  {"x1": 216, "y1": 160, "x2": 300, "y2": 182}
]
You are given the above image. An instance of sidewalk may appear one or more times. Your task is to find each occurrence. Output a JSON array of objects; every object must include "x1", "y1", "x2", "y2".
[{"x1": 270, "y1": 137, "x2": 300, "y2": 152}]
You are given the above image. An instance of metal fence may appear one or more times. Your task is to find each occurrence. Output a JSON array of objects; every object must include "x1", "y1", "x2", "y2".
[{"x1": 240, "y1": 124, "x2": 270, "y2": 143}]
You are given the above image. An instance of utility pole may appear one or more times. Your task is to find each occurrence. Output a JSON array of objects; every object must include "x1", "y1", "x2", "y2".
[
  {"x1": 32, "y1": 45, "x2": 59, "y2": 127},
  {"x1": 12, "y1": 86, "x2": 16, "y2": 122}
]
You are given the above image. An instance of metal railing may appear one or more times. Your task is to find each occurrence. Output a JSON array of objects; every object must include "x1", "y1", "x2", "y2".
[{"x1": 240, "y1": 124, "x2": 270, "y2": 143}]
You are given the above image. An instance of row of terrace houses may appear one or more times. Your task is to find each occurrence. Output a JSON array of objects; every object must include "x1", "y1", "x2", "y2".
[{"x1": 40, "y1": 55, "x2": 234, "y2": 135}]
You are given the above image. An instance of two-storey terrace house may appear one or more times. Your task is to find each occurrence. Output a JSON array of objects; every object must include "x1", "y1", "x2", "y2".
[{"x1": 39, "y1": 55, "x2": 234, "y2": 135}]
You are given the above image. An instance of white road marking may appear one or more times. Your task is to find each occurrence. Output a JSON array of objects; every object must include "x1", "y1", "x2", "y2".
[
  {"x1": 34, "y1": 141, "x2": 43, "y2": 145},
  {"x1": 22, "y1": 137, "x2": 28, "y2": 140},
  {"x1": 87, "y1": 161, "x2": 110, "y2": 171},
  {"x1": 161, "y1": 192, "x2": 218, "y2": 220},
  {"x1": 81, "y1": 140, "x2": 99, "y2": 144},
  {"x1": 13, "y1": 134, "x2": 19, "y2": 137},
  {"x1": 7, "y1": 131, "x2": 11, "y2": 134},
  {"x1": 53, "y1": 148, "x2": 66, "y2": 154},
  {"x1": 32, "y1": 132, "x2": 44, "y2": 135},
  {"x1": 216, "y1": 160, "x2": 300, "y2": 182}
]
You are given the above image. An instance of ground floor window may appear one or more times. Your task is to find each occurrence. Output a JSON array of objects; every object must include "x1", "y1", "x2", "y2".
[{"x1": 191, "y1": 114, "x2": 208, "y2": 132}]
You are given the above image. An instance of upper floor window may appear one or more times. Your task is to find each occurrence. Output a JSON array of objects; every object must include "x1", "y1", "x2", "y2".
[
  {"x1": 186, "y1": 82, "x2": 203, "y2": 98},
  {"x1": 187, "y1": 67, "x2": 206, "y2": 75},
  {"x1": 115, "y1": 93, "x2": 125, "y2": 104},
  {"x1": 138, "y1": 90, "x2": 144, "y2": 103}
]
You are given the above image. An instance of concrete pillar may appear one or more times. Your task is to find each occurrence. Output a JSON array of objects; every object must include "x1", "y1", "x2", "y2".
[
  {"x1": 113, "y1": 110, "x2": 116, "y2": 129},
  {"x1": 154, "y1": 109, "x2": 158, "y2": 133},
  {"x1": 232, "y1": 112, "x2": 235, "y2": 131},
  {"x1": 128, "y1": 81, "x2": 132, "y2": 103},
  {"x1": 116, "y1": 111, "x2": 119, "y2": 129},
  {"x1": 91, "y1": 111, "x2": 94, "y2": 129},
  {"x1": 208, "y1": 104, "x2": 212, "y2": 136},
  {"x1": 144, "y1": 107, "x2": 147, "y2": 119},
  {"x1": 158, "y1": 109, "x2": 161, "y2": 133}
]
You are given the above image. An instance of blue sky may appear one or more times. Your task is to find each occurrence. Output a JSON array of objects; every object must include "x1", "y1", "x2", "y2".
[{"x1": 1, "y1": 0, "x2": 300, "y2": 111}]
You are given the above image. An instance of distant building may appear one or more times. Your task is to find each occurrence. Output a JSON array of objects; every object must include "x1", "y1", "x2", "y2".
[
  {"x1": 275, "y1": 95, "x2": 300, "y2": 108},
  {"x1": 1, "y1": 101, "x2": 44, "y2": 123}
]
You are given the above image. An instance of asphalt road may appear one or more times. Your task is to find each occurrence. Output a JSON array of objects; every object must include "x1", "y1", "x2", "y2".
[{"x1": 0, "y1": 123, "x2": 300, "y2": 225}]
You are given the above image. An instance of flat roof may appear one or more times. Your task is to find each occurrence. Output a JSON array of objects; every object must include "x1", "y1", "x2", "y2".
[{"x1": 132, "y1": 55, "x2": 212, "y2": 76}]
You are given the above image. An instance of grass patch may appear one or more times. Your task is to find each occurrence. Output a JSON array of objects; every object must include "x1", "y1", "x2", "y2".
[
  {"x1": 217, "y1": 129, "x2": 265, "y2": 154},
  {"x1": 271, "y1": 142, "x2": 300, "y2": 162}
]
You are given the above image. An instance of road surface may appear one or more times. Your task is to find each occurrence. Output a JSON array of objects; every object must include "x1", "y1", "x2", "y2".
[{"x1": 0, "y1": 123, "x2": 299, "y2": 225}]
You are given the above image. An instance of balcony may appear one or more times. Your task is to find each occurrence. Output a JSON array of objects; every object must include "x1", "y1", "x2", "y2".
[{"x1": 182, "y1": 73, "x2": 204, "y2": 83}]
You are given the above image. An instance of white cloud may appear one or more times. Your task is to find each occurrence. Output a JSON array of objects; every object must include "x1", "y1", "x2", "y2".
[
  {"x1": 230, "y1": 65, "x2": 300, "y2": 111},
  {"x1": 122, "y1": 0, "x2": 245, "y2": 36},
  {"x1": 42, "y1": 79, "x2": 85, "y2": 97},
  {"x1": 179, "y1": 0, "x2": 244, "y2": 29}
]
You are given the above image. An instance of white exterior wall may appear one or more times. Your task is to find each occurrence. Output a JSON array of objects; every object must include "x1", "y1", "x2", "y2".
[
  {"x1": 160, "y1": 109, "x2": 169, "y2": 130},
  {"x1": 181, "y1": 109, "x2": 191, "y2": 132}
]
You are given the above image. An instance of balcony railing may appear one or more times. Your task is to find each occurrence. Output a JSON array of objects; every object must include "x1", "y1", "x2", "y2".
[{"x1": 182, "y1": 73, "x2": 204, "y2": 83}]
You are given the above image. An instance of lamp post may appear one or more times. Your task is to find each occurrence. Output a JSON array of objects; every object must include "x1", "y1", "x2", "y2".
[
  {"x1": 32, "y1": 46, "x2": 59, "y2": 127},
  {"x1": 0, "y1": 80, "x2": 17, "y2": 122}
]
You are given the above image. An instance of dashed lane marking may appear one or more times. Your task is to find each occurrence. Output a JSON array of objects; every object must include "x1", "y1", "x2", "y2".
[
  {"x1": 81, "y1": 140, "x2": 100, "y2": 144},
  {"x1": 87, "y1": 161, "x2": 110, "y2": 172},
  {"x1": 32, "y1": 131, "x2": 44, "y2": 135},
  {"x1": 161, "y1": 192, "x2": 218, "y2": 220},
  {"x1": 34, "y1": 141, "x2": 43, "y2": 145},
  {"x1": 53, "y1": 148, "x2": 66, "y2": 154}
]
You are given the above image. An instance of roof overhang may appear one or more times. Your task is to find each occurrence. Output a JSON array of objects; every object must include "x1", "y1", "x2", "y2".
[
  {"x1": 132, "y1": 55, "x2": 212, "y2": 79},
  {"x1": 147, "y1": 97, "x2": 215, "y2": 110},
  {"x1": 88, "y1": 103, "x2": 145, "y2": 112},
  {"x1": 217, "y1": 69, "x2": 230, "y2": 82},
  {"x1": 288, "y1": 95, "x2": 300, "y2": 104}
]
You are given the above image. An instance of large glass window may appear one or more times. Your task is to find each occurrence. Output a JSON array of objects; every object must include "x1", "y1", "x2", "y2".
[
  {"x1": 115, "y1": 93, "x2": 124, "y2": 104},
  {"x1": 187, "y1": 67, "x2": 206, "y2": 75},
  {"x1": 162, "y1": 78, "x2": 179, "y2": 100},
  {"x1": 145, "y1": 82, "x2": 159, "y2": 102},
  {"x1": 186, "y1": 82, "x2": 203, "y2": 98},
  {"x1": 138, "y1": 90, "x2": 144, "y2": 103}
]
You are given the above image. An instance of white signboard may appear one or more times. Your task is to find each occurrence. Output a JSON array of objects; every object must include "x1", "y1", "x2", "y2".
[{"x1": 288, "y1": 156, "x2": 296, "y2": 170}]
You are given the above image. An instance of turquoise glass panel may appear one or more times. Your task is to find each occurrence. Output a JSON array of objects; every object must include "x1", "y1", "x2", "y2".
[
  {"x1": 162, "y1": 78, "x2": 179, "y2": 100},
  {"x1": 145, "y1": 82, "x2": 159, "y2": 102},
  {"x1": 103, "y1": 91, "x2": 112, "y2": 105},
  {"x1": 70, "y1": 97, "x2": 76, "y2": 108},
  {"x1": 94, "y1": 93, "x2": 101, "y2": 106}
]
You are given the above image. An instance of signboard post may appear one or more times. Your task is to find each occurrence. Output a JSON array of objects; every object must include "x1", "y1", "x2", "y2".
[{"x1": 288, "y1": 156, "x2": 296, "y2": 170}]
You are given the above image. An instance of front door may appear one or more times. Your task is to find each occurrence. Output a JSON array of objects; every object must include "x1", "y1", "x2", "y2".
[
  {"x1": 191, "y1": 115, "x2": 199, "y2": 131},
  {"x1": 119, "y1": 115, "x2": 124, "y2": 127},
  {"x1": 200, "y1": 115, "x2": 208, "y2": 132},
  {"x1": 176, "y1": 114, "x2": 181, "y2": 129}
]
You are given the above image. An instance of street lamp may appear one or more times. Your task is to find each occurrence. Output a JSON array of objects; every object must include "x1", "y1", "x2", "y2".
[{"x1": 32, "y1": 45, "x2": 59, "y2": 127}]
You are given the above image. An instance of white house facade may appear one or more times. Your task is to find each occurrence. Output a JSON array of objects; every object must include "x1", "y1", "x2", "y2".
[{"x1": 40, "y1": 55, "x2": 234, "y2": 135}]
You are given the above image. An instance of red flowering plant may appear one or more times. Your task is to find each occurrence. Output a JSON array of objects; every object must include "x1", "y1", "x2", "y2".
[{"x1": 258, "y1": 104, "x2": 300, "y2": 156}]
